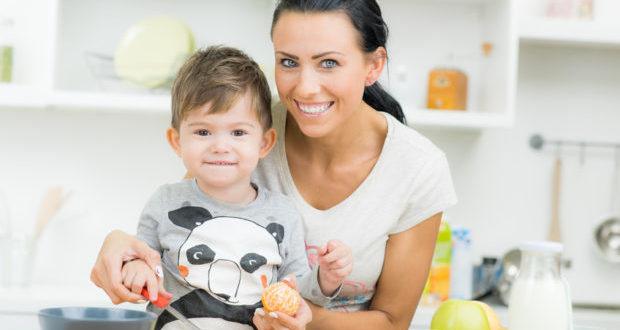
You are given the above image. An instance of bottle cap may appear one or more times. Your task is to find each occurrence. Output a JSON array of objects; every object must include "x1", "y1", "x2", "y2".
[{"x1": 519, "y1": 241, "x2": 563, "y2": 253}]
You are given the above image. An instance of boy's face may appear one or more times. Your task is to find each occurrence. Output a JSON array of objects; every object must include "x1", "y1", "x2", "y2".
[{"x1": 168, "y1": 91, "x2": 275, "y2": 192}]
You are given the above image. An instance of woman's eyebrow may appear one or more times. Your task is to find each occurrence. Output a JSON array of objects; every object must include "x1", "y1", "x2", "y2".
[
  {"x1": 276, "y1": 51, "x2": 298, "y2": 59},
  {"x1": 275, "y1": 51, "x2": 344, "y2": 60},
  {"x1": 311, "y1": 51, "x2": 344, "y2": 59}
]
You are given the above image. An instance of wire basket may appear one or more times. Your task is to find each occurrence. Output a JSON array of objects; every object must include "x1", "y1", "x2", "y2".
[{"x1": 84, "y1": 52, "x2": 174, "y2": 95}]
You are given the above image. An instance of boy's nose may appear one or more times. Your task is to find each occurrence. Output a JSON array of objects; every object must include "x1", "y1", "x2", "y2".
[{"x1": 210, "y1": 136, "x2": 231, "y2": 153}]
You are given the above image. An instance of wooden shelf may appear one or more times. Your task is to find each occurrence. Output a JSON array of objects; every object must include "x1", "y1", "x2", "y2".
[
  {"x1": 0, "y1": 87, "x2": 170, "y2": 114},
  {"x1": 0, "y1": 84, "x2": 47, "y2": 108},
  {"x1": 1, "y1": 0, "x2": 518, "y2": 131},
  {"x1": 404, "y1": 108, "x2": 513, "y2": 130},
  {"x1": 520, "y1": 18, "x2": 620, "y2": 47},
  {"x1": 49, "y1": 91, "x2": 170, "y2": 113}
]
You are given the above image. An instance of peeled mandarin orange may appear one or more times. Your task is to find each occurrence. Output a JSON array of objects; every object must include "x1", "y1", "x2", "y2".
[{"x1": 260, "y1": 275, "x2": 301, "y2": 316}]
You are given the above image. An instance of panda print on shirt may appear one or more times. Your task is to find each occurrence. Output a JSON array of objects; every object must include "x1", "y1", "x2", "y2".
[{"x1": 156, "y1": 205, "x2": 284, "y2": 330}]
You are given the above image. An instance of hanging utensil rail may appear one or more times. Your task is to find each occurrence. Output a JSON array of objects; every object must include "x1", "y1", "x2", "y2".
[{"x1": 530, "y1": 134, "x2": 620, "y2": 151}]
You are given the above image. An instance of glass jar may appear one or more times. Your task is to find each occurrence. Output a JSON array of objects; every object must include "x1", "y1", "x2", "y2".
[
  {"x1": 0, "y1": 16, "x2": 15, "y2": 83},
  {"x1": 508, "y1": 241, "x2": 573, "y2": 330}
]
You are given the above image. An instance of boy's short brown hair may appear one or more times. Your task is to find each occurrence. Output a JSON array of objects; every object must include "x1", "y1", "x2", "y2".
[{"x1": 171, "y1": 46, "x2": 272, "y2": 131}]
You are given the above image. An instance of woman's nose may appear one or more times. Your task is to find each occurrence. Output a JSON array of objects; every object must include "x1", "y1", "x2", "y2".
[{"x1": 295, "y1": 68, "x2": 320, "y2": 97}]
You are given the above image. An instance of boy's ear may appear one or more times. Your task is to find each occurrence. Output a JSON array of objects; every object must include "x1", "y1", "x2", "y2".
[
  {"x1": 259, "y1": 128, "x2": 277, "y2": 159},
  {"x1": 365, "y1": 46, "x2": 386, "y2": 87},
  {"x1": 166, "y1": 126, "x2": 182, "y2": 158}
]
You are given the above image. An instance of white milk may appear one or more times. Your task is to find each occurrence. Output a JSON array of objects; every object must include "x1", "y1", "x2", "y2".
[{"x1": 509, "y1": 278, "x2": 570, "y2": 330}]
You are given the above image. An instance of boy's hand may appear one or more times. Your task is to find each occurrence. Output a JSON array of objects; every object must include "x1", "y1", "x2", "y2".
[
  {"x1": 317, "y1": 239, "x2": 353, "y2": 296},
  {"x1": 121, "y1": 259, "x2": 160, "y2": 302}
]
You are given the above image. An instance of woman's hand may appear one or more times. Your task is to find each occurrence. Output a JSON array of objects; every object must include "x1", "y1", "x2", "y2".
[
  {"x1": 253, "y1": 275, "x2": 312, "y2": 330},
  {"x1": 90, "y1": 230, "x2": 172, "y2": 304}
]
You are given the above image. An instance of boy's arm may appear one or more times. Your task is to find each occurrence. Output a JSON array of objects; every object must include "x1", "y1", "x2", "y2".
[{"x1": 277, "y1": 208, "x2": 337, "y2": 307}]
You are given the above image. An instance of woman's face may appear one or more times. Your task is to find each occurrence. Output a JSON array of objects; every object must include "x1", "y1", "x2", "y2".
[{"x1": 272, "y1": 11, "x2": 374, "y2": 138}]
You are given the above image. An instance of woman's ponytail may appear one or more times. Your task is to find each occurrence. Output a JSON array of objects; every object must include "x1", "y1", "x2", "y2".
[{"x1": 364, "y1": 82, "x2": 406, "y2": 124}]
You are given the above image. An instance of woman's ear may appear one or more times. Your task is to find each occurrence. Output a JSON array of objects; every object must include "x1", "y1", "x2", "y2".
[
  {"x1": 365, "y1": 46, "x2": 387, "y2": 86},
  {"x1": 166, "y1": 126, "x2": 182, "y2": 158},
  {"x1": 259, "y1": 128, "x2": 277, "y2": 159}
]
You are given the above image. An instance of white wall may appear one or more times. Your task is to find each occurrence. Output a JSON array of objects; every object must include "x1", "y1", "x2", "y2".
[
  {"x1": 0, "y1": 108, "x2": 183, "y2": 285},
  {"x1": 420, "y1": 43, "x2": 620, "y2": 304},
  {"x1": 1, "y1": 8, "x2": 620, "y2": 302}
]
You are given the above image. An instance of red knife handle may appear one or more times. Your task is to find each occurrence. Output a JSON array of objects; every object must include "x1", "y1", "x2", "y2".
[{"x1": 141, "y1": 287, "x2": 170, "y2": 308}]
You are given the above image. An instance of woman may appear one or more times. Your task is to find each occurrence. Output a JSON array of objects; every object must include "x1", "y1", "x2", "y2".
[{"x1": 91, "y1": 0, "x2": 457, "y2": 329}]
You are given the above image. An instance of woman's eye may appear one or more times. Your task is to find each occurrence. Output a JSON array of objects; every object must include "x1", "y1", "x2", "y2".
[
  {"x1": 232, "y1": 130, "x2": 246, "y2": 137},
  {"x1": 280, "y1": 59, "x2": 297, "y2": 68},
  {"x1": 195, "y1": 129, "x2": 210, "y2": 136},
  {"x1": 321, "y1": 59, "x2": 338, "y2": 69}
]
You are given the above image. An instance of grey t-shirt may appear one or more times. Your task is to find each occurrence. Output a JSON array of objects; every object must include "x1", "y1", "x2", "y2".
[{"x1": 136, "y1": 179, "x2": 331, "y2": 330}]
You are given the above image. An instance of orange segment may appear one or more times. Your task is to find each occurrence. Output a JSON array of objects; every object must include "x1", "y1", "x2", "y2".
[{"x1": 261, "y1": 281, "x2": 301, "y2": 316}]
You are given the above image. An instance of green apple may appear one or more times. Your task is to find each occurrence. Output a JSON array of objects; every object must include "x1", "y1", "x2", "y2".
[{"x1": 430, "y1": 299, "x2": 491, "y2": 330}]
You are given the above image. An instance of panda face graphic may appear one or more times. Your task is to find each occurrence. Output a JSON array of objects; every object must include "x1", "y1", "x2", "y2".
[{"x1": 169, "y1": 206, "x2": 284, "y2": 306}]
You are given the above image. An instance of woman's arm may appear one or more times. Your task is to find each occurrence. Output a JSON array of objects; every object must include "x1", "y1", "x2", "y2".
[
  {"x1": 307, "y1": 212, "x2": 442, "y2": 330},
  {"x1": 90, "y1": 230, "x2": 171, "y2": 304}
]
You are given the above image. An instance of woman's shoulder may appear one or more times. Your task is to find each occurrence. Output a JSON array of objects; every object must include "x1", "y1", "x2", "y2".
[{"x1": 382, "y1": 112, "x2": 446, "y2": 161}]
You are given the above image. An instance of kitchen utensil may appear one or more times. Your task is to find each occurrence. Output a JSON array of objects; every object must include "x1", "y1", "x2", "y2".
[
  {"x1": 508, "y1": 241, "x2": 574, "y2": 330},
  {"x1": 592, "y1": 149, "x2": 620, "y2": 263},
  {"x1": 593, "y1": 218, "x2": 620, "y2": 262},
  {"x1": 114, "y1": 16, "x2": 195, "y2": 89},
  {"x1": 141, "y1": 287, "x2": 201, "y2": 330},
  {"x1": 548, "y1": 155, "x2": 562, "y2": 242},
  {"x1": 33, "y1": 187, "x2": 72, "y2": 238},
  {"x1": 38, "y1": 306, "x2": 156, "y2": 330},
  {"x1": 496, "y1": 248, "x2": 521, "y2": 305}
]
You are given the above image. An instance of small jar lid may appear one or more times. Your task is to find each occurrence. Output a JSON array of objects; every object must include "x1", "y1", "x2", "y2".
[{"x1": 519, "y1": 241, "x2": 563, "y2": 253}]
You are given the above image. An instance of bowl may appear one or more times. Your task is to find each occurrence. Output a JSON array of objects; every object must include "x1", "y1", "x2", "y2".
[
  {"x1": 594, "y1": 217, "x2": 620, "y2": 263},
  {"x1": 38, "y1": 306, "x2": 156, "y2": 330}
]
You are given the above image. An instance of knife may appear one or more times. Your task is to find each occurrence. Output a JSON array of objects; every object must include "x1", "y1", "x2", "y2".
[{"x1": 141, "y1": 287, "x2": 201, "y2": 330}]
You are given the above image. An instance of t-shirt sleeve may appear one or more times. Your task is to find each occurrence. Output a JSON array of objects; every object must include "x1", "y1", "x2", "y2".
[
  {"x1": 135, "y1": 186, "x2": 164, "y2": 252},
  {"x1": 277, "y1": 200, "x2": 334, "y2": 306},
  {"x1": 390, "y1": 153, "x2": 458, "y2": 234}
]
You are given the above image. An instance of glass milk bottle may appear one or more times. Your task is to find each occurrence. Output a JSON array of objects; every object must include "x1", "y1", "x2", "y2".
[{"x1": 508, "y1": 241, "x2": 573, "y2": 330}]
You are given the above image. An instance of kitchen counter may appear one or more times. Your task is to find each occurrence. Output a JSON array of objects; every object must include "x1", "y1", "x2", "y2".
[{"x1": 1, "y1": 285, "x2": 619, "y2": 329}]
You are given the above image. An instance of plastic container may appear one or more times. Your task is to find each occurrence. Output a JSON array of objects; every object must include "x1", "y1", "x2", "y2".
[
  {"x1": 0, "y1": 16, "x2": 15, "y2": 83},
  {"x1": 422, "y1": 221, "x2": 451, "y2": 305},
  {"x1": 449, "y1": 227, "x2": 472, "y2": 300}
]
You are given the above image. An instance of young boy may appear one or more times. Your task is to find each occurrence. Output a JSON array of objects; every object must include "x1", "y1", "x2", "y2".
[{"x1": 120, "y1": 46, "x2": 351, "y2": 330}]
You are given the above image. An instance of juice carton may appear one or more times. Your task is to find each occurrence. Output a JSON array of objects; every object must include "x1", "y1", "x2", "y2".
[{"x1": 422, "y1": 220, "x2": 451, "y2": 306}]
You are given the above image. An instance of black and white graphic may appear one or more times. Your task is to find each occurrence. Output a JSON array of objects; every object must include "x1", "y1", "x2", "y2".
[{"x1": 157, "y1": 205, "x2": 284, "y2": 330}]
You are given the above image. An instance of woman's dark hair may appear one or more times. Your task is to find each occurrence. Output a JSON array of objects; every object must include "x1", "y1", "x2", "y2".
[{"x1": 271, "y1": 0, "x2": 406, "y2": 124}]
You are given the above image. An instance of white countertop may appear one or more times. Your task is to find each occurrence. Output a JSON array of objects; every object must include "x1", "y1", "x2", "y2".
[{"x1": 2, "y1": 285, "x2": 619, "y2": 330}]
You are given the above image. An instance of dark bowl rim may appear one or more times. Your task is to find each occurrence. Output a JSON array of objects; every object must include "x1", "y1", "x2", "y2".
[{"x1": 38, "y1": 306, "x2": 157, "y2": 322}]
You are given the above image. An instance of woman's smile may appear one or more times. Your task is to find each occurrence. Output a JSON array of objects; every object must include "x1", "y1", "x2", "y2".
[{"x1": 295, "y1": 100, "x2": 334, "y2": 117}]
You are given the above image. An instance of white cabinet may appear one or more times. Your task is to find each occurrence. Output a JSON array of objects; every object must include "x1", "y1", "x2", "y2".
[
  {"x1": 0, "y1": 0, "x2": 518, "y2": 130},
  {"x1": 519, "y1": 0, "x2": 620, "y2": 47}
]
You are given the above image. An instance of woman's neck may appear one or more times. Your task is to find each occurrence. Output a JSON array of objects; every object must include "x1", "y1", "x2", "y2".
[{"x1": 286, "y1": 103, "x2": 387, "y2": 164}]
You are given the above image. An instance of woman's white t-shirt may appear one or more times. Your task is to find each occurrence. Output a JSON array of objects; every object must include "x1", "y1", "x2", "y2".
[{"x1": 252, "y1": 103, "x2": 458, "y2": 311}]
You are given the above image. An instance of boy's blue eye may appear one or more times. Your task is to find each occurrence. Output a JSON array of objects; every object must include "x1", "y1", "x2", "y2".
[
  {"x1": 281, "y1": 59, "x2": 297, "y2": 68},
  {"x1": 321, "y1": 59, "x2": 338, "y2": 69},
  {"x1": 232, "y1": 130, "x2": 246, "y2": 137},
  {"x1": 196, "y1": 129, "x2": 210, "y2": 136}
]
